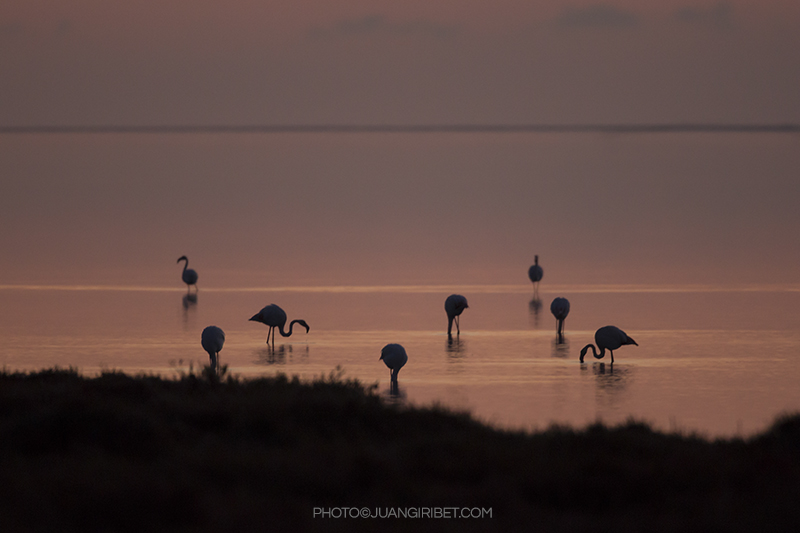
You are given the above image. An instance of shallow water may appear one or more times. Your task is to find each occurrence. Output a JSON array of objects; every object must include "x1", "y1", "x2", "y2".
[
  {"x1": 2, "y1": 283, "x2": 798, "y2": 438},
  {"x1": 2, "y1": 130, "x2": 799, "y2": 438}
]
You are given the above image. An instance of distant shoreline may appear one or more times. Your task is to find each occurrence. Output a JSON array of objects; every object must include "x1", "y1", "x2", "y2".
[
  {"x1": 2, "y1": 282, "x2": 799, "y2": 294},
  {"x1": 2, "y1": 123, "x2": 800, "y2": 134}
]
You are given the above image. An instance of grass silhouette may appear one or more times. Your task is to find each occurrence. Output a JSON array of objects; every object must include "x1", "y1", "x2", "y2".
[{"x1": 0, "y1": 367, "x2": 799, "y2": 532}]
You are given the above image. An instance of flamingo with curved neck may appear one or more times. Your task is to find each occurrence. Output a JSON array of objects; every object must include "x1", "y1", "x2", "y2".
[
  {"x1": 177, "y1": 255, "x2": 198, "y2": 293},
  {"x1": 444, "y1": 294, "x2": 469, "y2": 337},
  {"x1": 249, "y1": 304, "x2": 309, "y2": 346},
  {"x1": 380, "y1": 343, "x2": 408, "y2": 383},
  {"x1": 580, "y1": 325, "x2": 638, "y2": 364}
]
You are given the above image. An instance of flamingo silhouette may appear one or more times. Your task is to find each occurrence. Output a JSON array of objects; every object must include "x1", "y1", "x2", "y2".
[
  {"x1": 177, "y1": 256, "x2": 198, "y2": 293},
  {"x1": 444, "y1": 294, "x2": 469, "y2": 337},
  {"x1": 528, "y1": 255, "x2": 543, "y2": 291},
  {"x1": 550, "y1": 297, "x2": 570, "y2": 337},
  {"x1": 201, "y1": 325, "x2": 225, "y2": 371},
  {"x1": 380, "y1": 343, "x2": 408, "y2": 383},
  {"x1": 580, "y1": 326, "x2": 638, "y2": 364},
  {"x1": 249, "y1": 304, "x2": 309, "y2": 346}
]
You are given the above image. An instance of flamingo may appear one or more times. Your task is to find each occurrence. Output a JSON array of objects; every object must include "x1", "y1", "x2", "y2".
[
  {"x1": 201, "y1": 325, "x2": 225, "y2": 371},
  {"x1": 380, "y1": 343, "x2": 408, "y2": 383},
  {"x1": 528, "y1": 255, "x2": 543, "y2": 290},
  {"x1": 249, "y1": 304, "x2": 309, "y2": 346},
  {"x1": 177, "y1": 256, "x2": 198, "y2": 293},
  {"x1": 550, "y1": 297, "x2": 570, "y2": 337},
  {"x1": 444, "y1": 294, "x2": 469, "y2": 336},
  {"x1": 579, "y1": 326, "x2": 638, "y2": 364}
]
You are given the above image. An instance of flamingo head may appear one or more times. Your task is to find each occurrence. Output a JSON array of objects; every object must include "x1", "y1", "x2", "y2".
[
  {"x1": 177, "y1": 255, "x2": 188, "y2": 263},
  {"x1": 579, "y1": 345, "x2": 590, "y2": 363},
  {"x1": 295, "y1": 319, "x2": 310, "y2": 333}
]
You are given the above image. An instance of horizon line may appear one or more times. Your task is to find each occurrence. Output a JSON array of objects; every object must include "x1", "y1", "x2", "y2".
[
  {"x1": 2, "y1": 123, "x2": 800, "y2": 134},
  {"x1": 1, "y1": 283, "x2": 798, "y2": 294}
]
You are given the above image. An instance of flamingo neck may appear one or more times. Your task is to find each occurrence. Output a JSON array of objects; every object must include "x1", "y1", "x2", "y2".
[
  {"x1": 580, "y1": 344, "x2": 606, "y2": 362},
  {"x1": 278, "y1": 319, "x2": 304, "y2": 337}
]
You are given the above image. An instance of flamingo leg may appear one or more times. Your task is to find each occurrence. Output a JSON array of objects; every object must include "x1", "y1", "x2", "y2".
[
  {"x1": 455, "y1": 316, "x2": 460, "y2": 334},
  {"x1": 610, "y1": 350, "x2": 614, "y2": 364}
]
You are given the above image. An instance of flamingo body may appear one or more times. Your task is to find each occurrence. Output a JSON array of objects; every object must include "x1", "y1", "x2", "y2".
[
  {"x1": 550, "y1": 297, "x2": 570, "y2": 336},
  {"x1": 580, "y1": 326, "x2": 638, "y2": 364},
  {"x1": 249, "y1": 304, "x2": 309, "y2": 346},
  {"x1": 201, "y1": 325, "x2": 225, "y2": 369},
  {"x1": 444, "y1": 294, "x2": 469, "y2": 336},
  {"x1": 177, "y1": 256, "x2": 198, "y2": 292},
  {"x1": 528, "y1": 255, "x2": 543, "y2": 284},
  {"x1": 380, "y1": 343, "x2": 408, "y2": 382}
]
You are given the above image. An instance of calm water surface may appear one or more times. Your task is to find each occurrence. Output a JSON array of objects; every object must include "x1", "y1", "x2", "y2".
[
  {"x1": 2, "y1": 284, "x2": 798, "y2": 438},
  {"x1": 2, "y1": 130, "x2": 799, "y2": 438}
]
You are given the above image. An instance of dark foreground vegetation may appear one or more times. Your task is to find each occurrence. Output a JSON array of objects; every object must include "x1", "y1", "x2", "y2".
[{"x1": 1, "y1": 368, "x2": 800, "y2": 532}]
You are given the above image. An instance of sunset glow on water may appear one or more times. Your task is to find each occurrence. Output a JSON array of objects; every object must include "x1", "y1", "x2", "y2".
[
  {"x1": 2, "y1": 281, "x2": 799, "y2": 438},
  {"x1": 2, "y1": 129, "x2": 799, "y2": 439}
]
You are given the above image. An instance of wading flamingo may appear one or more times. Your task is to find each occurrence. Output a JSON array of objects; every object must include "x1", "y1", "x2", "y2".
[
  {"x1": 445, "y1": 294, "x2": 469, "y2": 337},
  {"x1": 550, "y1": 297, "x2": 570, "y2": 337},
  {"x1": 380, "y1": 343, "x2": 408, "y2": 383},
  {"x1": 177, "y1": 256, "x2": 198, "y2": 293},
  {"x1": 249, "y1": 304, "x2": 309, "y2": 346},
  {"x1": 201, "y1": 325, "x2": 225, "y2": 371},
  {"x1": 528, "y1": 255, "x2": 543, "y2": 291},
  {"x1": 580, "y1": 326, "x2": 638, "y2": 364}
]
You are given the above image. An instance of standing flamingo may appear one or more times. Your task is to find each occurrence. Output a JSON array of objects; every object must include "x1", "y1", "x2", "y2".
[
  {"x1": 249, "y1": 304, "x2": 309, "y2": 346},
  {"x1": 580, "y1": 326, "x2": 638, "y2": 364},
  {"x1": 550, "y1": 297, "x2": 570, "y2": 337},
  {"x1": 380, "y1": 343, "x2": 408, "y2": 382},
  {"x1": 445, "y1": 294, "x2": 469, "y2": 337},
  {"x1": 177, "y1": 256, "x2": 198, "y2": 293},
  {"x1": 528, "y1": 255, "x2": 543, "y2": 292},
  {"x1": 201, "y1": 325, "x2": 225, "y2": 371}
]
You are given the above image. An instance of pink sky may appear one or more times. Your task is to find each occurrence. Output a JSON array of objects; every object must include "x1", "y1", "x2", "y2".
[
  {"x1": 2, "y1": 1, "x2": 799, "y2": 125},
  {"x1": 1, "y1": 2, "x2": 799, "y2": 288}
]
